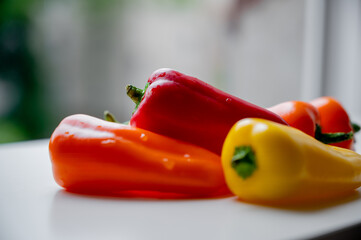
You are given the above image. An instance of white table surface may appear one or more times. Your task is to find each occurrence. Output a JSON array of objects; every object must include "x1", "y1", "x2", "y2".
[{"x1": 1, "y1": 131, "x2": 361, "y2": 240}]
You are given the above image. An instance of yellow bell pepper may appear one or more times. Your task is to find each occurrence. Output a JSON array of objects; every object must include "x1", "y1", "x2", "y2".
[{"x1": 221, "y1": 118, "x2": 361, "y2": 204}]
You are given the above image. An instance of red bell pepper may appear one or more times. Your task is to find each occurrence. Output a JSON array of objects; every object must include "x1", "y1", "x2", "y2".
[
  {"x1": 310, "y1": 96, "x2": 359, "y2": 150},
  {"x1": 126, "y1": 68, "x2": 288, "y2": 155},
  {"x1": 49, "y1": 114, "x2": 231, "y2": 198}
]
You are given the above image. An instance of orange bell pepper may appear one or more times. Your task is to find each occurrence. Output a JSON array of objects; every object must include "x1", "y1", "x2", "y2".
[{"x1": 49, "y1": 114, "x2": 230, "y2": 197}]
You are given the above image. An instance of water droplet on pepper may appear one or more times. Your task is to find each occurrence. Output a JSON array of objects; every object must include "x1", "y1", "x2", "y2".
[{"x1": 140, "y1": 133, "x2": 148, "y2": 141}]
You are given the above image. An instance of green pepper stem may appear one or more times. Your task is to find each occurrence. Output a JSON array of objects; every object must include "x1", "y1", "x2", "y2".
[
  {"x1": 231, "y1": 146, "x2": 257, "y2": 179},
  {"x1": 126, "y1": 83, "x2": 149, "y2": 113},
  {"x1": 315, "y1": 124, "x2": 354, "y2": 144},
  {"x1": 352, "y1": 122, "x2": 360, "y2": 134},
  {"x1": 126, "y1": 85, "x2": 144, "y2": 105},
  {"x1": 104, "y1": 111, "x2": 119, "y2": 123}
]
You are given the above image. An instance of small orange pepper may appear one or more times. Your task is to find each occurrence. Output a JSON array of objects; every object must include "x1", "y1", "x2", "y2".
[
  {"x1": 310, "y1": 96, "x2": 358, "y2": 150},
  {"x1": 49, "y1": 114, "x2": 230, "y2": 197},
  {"x1": 269, "y1": 100, "x2": 355, "y2": 147},
  {"x1": 268, "y1": 101, "x2": 320, "y2": 137}
]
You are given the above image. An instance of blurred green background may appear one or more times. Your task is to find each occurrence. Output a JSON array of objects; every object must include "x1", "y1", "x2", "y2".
[{"x1": 0, "y1": 0, "x2": 47, "y2": 143}]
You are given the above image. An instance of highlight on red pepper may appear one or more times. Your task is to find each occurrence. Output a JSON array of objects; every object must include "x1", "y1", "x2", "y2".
[
  {"x1": 49, "y1": 114, "x2": 231, "y2": 198},
  {"x1": 126, "y1": 68, "x2": 288, "y2": 155},
  {"x1": 268, "y1": 100, "x2": 356, "y2": 147},
  {"x1": 310, "y1": 96, "x2": 359, "y2": 150}
]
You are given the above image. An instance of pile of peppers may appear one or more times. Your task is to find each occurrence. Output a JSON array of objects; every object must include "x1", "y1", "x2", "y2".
[{"x1": 49, "y1": 68, "x2": 361, "y2": 204}]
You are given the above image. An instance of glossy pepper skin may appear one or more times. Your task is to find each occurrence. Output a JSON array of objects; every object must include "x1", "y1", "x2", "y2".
[
  {"x1": 222, "y1": 118, "x2": 361, "y2": 204},
  {"x1": 310, "y1": 96, "x2": 356, "y2": 150},
  {"x1": 127, "y1": 68, "x2": 287, "y2": 155},
  {"x1": 268, "y1": 100, "x2": 354, "y2": 147},
  {"x1": 49, "y1": 114, "x2": 230, "y2": 197},
  {"x1": 268, "y1": 101, "x2": 320, "y2": 137}
]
